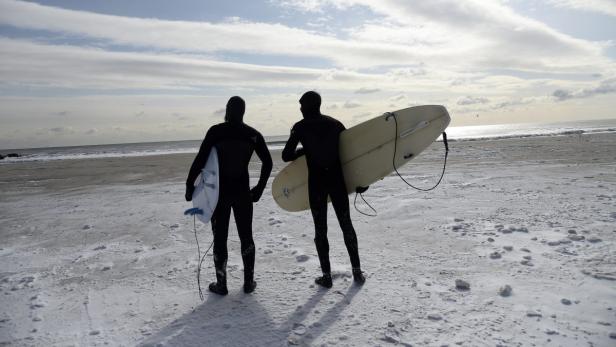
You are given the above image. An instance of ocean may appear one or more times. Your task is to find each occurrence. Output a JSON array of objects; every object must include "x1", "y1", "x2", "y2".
[{"x1": 1, "y1": 118, "x2": 615, "y2": 164}]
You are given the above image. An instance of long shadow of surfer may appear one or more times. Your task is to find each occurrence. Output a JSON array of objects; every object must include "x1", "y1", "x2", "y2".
[
  {"x1": 140, "y1": 283, "x2": 361, "y2": 346},
  {"x1": 282, "y1": 283, "x2": 361, "y2": 345}
]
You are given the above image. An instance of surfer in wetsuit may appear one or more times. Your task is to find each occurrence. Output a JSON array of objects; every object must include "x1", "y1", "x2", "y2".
[
  {"x1": 185, "y1": 96, "x2": 273, "y2": 295},
  {"x1": 282, "y1": 91, "x2": 365, "y2": 288}
]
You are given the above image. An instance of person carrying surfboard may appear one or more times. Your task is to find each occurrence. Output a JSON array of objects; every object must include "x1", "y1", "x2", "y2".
[
  {"x1": 282, "y1": 91, "x2": 365, "y2": 288},
  {"x1": 185, "y1": 96, "x2": 273, "y2": 295}
]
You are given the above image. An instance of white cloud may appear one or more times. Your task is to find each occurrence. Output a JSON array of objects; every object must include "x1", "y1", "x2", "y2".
[
  {"x1": 457, "y1": 96, "x2": 490, "y2": 105},
  {"x1": 0, "y1": 0, "x2": 608, "y2": 72},
  {"x1": 552, "y1": 78, "x2": 616, "y2": 101},
  {"x1": 343, "y1": 100, "x2": 361, "y2": 108},
  {"x1": 276, "y1": 0, "x2": 608, "y2": 71},
  {"x1": 0, "y1": 38, "x2": 381, "y2": 90},
  {"x1": 547, "y1": 0, "x2": 616, "y2": 17},
  {"x1": 354, "y1": 87, "x2": 380, "y2": 94}
]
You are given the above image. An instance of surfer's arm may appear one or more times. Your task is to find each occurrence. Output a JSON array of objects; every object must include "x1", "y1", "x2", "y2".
[
  {"x1": 282, "y1": 128, "x2": 305, "y2": 162},
  {"x1": 251, "y1": 134, "x2": 273, "y2": 202}
]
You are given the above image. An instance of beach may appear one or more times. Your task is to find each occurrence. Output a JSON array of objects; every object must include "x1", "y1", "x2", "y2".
[{"x1": 1, "y1": 132, "x2": 615, "y2": 346}]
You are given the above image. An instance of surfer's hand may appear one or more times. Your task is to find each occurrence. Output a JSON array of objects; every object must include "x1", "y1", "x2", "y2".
[
  {"x1": 250, "y1": 185, "x2": 264, "y2": 202},
  {"x1": 185, "y1": 184, "x2": 195, "y2": 201}
]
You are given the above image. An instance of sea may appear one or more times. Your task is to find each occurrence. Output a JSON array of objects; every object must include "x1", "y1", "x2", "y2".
[{"x1": 1, "y1": 118, "x2": 615, "y2": 164}]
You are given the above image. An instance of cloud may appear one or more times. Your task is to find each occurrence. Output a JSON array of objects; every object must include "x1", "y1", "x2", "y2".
[
  {"x1": 47, "y1": 126, "x2": 75, "y2": 134},
  {"x1": 343, "y1": 100, "x2": 361, "y2": 108},
  {"x1": 51, "y1": 110, "x2": 69, "y2": 117},
  {"x1": 457, "y1": 96, "x2": 490, "y2": 105},
  {"x1": 0, "y1": 0, "x2": 427, "y2": 69},
  {"x1": 547, "y1": 0, "x2": 616, "y2": 17},
  {"x1": 275, "y1": 0, "x2": 607, "y2": 71},
  {"x1": 0, "y1": 38, "x2": 384, "y2": 90},
  {"x1": 0, "y1": 0, "x2": 607, "y2": 72},
  {"x1": 553, "y1": 78, "x2": 616, "y2": 101},
  {"x1": 389, "y1": 94, "x2": 407, "y2": 102},
  {"x1": 354, "y1": 87, "x2": 380, "y2": 94}
]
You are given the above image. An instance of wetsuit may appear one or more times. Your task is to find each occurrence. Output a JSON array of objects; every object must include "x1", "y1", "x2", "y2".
[
  {"x1": 186, "y1": 121, "x2": 272, "y2": 287},
  {"x1": 282, "y1": 114, "x2": 361, "y2": 274}
]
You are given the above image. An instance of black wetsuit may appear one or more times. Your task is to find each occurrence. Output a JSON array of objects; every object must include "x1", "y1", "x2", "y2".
[
  {"x1": 282, "y1": 114, "x2": 361, "y2": 274},
  {"x1": 186, "y1": 121, "x2": 272, "y2": 286}
]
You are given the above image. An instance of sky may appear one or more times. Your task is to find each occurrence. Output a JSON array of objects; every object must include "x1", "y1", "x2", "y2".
[{"x1": 0, "y1": 0, "x2": 615, "y2": 148}]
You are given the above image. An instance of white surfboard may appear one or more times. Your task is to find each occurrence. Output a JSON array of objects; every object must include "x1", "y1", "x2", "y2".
[
  {"x1": 272, "y1": 105, "x2": 451, "y2": 212},
  {"x1": 192, "y1": 148, "x2": 219, "y2": 223}
]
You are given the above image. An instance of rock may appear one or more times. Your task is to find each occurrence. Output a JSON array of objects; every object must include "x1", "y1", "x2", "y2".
[
  {"x1": 561, "y1": 298, "x2": 572, "y2": 305},
  {"x1": 503, "y1": 246, "x2": 513, "y2": 251},
  {"x1": 499, "y1": 285, "x2": 512, "y2": 297},
  {"x1": 455, "y1": 279, "x2": 470, "y2": 290},
  {"x1": 295, "y1": 255, "x2": 310, "y2": 262},
  {"x1": 567, "y1": 230, "x2": 577, "y2": 234},
  {"x1": 487, "y1": 237, "x2": 495, "y2": 242},
  {"x1": 489, "y1": 252, "x2": 501, "y2": 259},
  {"x1": 427, "y1": 313, "x2": 442, "y2": 321},
  {"x1": 6, "y1": 153, "x2": 20, "y2": 158},
  {"x1": 527, "y1": 311, "x2": 542, "y2": 318},
  {"x1": 568, "y1": 235, "x2": 585, "y2": 241},
  {"x1": 0, "y1": 154, "x2": 4, "y2": 160}
]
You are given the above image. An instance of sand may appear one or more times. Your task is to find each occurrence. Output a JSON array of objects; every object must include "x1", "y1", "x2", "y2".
[{"x1": 1, "y1": 133, "x2": 615, "y2": 346}]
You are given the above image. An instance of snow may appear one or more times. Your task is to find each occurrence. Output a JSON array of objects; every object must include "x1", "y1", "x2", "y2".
[{"x1": 1, "y1": 133, "x2": 616, "y2": 346}]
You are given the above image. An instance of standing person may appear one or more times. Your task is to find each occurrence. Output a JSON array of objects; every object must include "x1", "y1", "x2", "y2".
[
  {"x1": 185, "y1": 96, "x2": 272, "y2": 295},
  {"x1": 282, "y1": 91, "x2": 365, "y2": 288}
]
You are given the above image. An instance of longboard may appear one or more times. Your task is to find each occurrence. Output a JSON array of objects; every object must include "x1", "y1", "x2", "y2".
[{"x1": 272, "y1": 105, "x2": 451, "y2": 212}]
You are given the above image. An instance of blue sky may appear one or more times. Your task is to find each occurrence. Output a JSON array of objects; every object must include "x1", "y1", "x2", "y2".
[{"x1": 0, "y1": 0, "x2": 615, "y2": 148}]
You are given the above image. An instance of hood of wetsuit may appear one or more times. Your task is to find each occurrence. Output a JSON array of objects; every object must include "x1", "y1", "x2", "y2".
[{"x1": 225, "y1": 96, "x2": 245, "y2": 123}]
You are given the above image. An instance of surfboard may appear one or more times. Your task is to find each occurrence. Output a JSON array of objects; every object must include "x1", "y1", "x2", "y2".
[
  {"x1": 191, "y1": 147, "x2": 219, "y2": 223},
  {"x1": 272, "y1": 105, "x2": 451, "y2": 212}
]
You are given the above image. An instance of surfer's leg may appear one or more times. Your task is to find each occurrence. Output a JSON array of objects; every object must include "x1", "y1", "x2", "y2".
[
  {"x1": 329, "y1": 174, "x2": 362, "y2": 272},
  {"x1": 309, "y1": 178, "x2": 331, "y2": 276},
  {"x1": 233, "y1": 193, "x2": 256, "y2": 292},
  {"x1": 211, "y1": 202, "x2": 231, "y2": 290}
]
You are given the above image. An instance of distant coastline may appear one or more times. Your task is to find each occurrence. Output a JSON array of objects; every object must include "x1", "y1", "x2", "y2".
[{"x1": 2, "y1": 118, "x2": 615, "y2": 164}]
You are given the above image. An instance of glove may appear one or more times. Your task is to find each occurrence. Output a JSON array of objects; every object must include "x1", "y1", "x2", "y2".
[
  {"x1": 185, "y1": 184, "x2": 195, "y2": 202},
  {"x1": 355, "y1": 185, "x2": 369, "y2": 194},
  {"x1": 250, "y1": 185, "x2": 265, "y2": 202}
]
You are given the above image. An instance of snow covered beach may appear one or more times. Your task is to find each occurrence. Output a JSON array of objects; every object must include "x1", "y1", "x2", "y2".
[{"x1": 1, "y1": 132, "x2": 615, "y2": 346}]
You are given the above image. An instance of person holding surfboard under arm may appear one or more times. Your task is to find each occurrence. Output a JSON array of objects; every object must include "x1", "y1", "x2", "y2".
[
  {"x1": 185, "y1": 96, "x2": 273, "y2": 295},
  {"x1": 282, "y1": 91, "x2": 365, "y2": 288}
]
